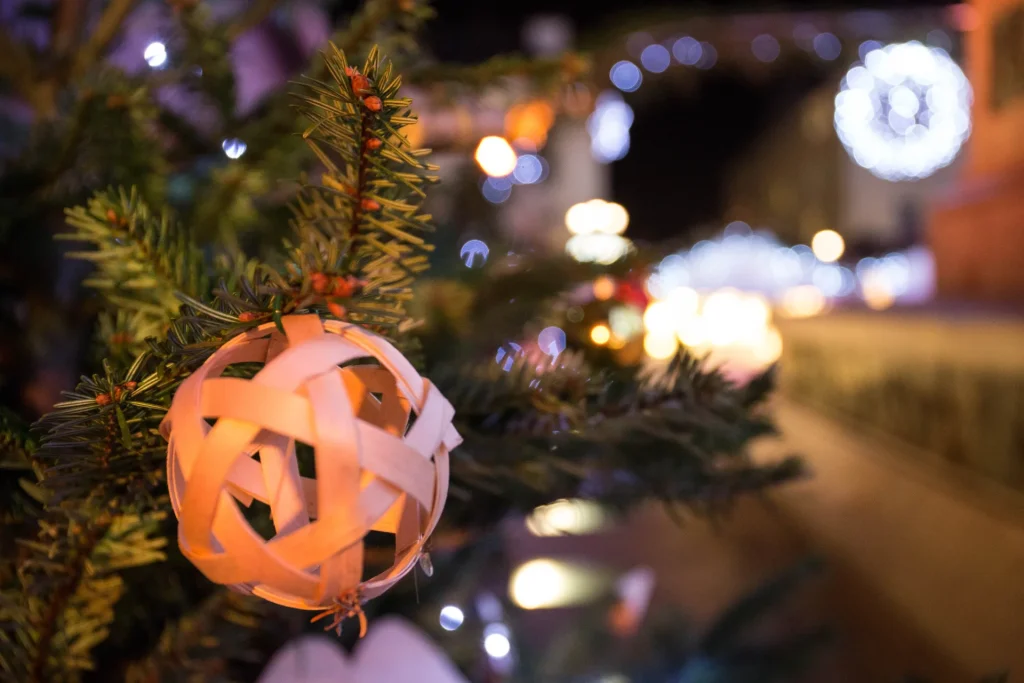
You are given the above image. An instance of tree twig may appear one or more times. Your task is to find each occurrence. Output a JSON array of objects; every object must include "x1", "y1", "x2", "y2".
[{"x1": 71, "y1": 0, "x2": 139, "y2": 79}]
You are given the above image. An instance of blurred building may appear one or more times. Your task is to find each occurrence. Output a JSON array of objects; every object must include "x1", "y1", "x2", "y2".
[{"x1": 930, "y1": 0, "x2": 1024, "y2": 304}]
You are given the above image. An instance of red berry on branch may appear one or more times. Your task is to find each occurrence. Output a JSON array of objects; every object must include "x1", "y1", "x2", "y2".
[
  {"x1": 238, "y1": 311, "x2": 260, "y2": 322},
  {"x1": 365, "y1": 137, "x2": 383, "y2": 150},
  {"x1": 363, "y1": 96, "x2": 382, "y2": 112},
  {"x1": 96, "y1": 394, "x2": 112, "y2": 406},
  {"x1": 327, "y1": 301, "x2": 346, "y2": 318},
  {"x1": 360, "y1": 198, "x2": 380, "y2": 211},
  {"x1": 310, "y1": 272, "x2": 331, "y2": 294}
]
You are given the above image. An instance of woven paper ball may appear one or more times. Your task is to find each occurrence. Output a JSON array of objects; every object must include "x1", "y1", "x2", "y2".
[{"x1": 160, "y1": 315, "x2": 461, "y2": 610}]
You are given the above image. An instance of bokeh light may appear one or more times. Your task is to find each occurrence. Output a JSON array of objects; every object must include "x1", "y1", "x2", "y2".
[
  {"x1": 460, "y1": 239, "x2": 490, "y2": 268},
  {"x1": 672, "y1": 36, "x2": 702, "y2": 65},
  {"x1": 221, "y1": 138, "x2": 247, "y2": 159},
  {"x1": 696, "y1": 42, "x2": 718, "y2": 69},
  {"x1": 588, "y1": 91, "x2": 634, "y2": 163},
  {"x1": 483, "y1": 631, "x2": 512, "y2": 658},
  {"x1": 510, "y1": 559, "x2": 602, "y2": 610},
  {"x1": 526, "y1": 499, "x2": 607, "y2": 536},
  {"x1": 439, "y1": 605, "x2": 464, "y2": 631},
  {"x1": 590, "y1": 323, "x2": 611, "y2": 345},
  {"x1": 752, "y1": 34, "x2": 781, "y2": 63},
  {"x1": 835, "y1": 41, "x2": 972, "y2": 181},
  {"x1": 475, "y1": 136, "x2": 518, "y2": 177},
  {"x1": 811, "y1": 229, "x2": 845, "y2": 263},
  {"x1": 643, "y1": 333, "x2": 678, "y2": 360},
  {"x1": 610, "y1": 60, "x2": 643, "y2": 92},
  {"x1": 640, "y1": 44, "x2": 671, "y2": 73},
  {"x1": 814, "y1": 32, "x2": 842, "y2": 60},
  {"x1": 538, "y1": 326, "x2": 567, "y2": 358},
  {"x1": 481, "y1": 176, "x2": 512, "y2": 203},
  {"x1": 593, "y1": 275, "x2": 616, "y2": 300},
  {"x1": 512, "y1": 154, "x2": 545, "y2": 184},
  {"x1": 780, "y1": 285, "x2": 827, "y2": 318},
  {"x1": 144, "y1": 41, "x2": 167, "y2": 68}
]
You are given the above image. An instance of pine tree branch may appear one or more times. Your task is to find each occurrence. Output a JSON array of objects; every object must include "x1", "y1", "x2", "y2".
[
  {"x1": 226, "y1": 0, "x2": 281, "y2": 41},
  {"x1": 71, "y1": 0, "x2": 139, "y2": 79},
  {"x1": 61, "y1": 187, "x2": 208, "y2": 338},
  {"x1": 125, "y1": 590, "x2": 265, "y2": 683}
]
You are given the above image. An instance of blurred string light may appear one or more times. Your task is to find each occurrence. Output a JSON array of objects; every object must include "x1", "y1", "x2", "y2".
[
  {"x1": 672, "y1": 36, "x2": 702, "y2": 65},
  {"x1": 588, "y1": 91, "x2": 634, "y2": 163},
  {"x1": 483, "y1": 623, "x2": 512, "y2": 658},
  {"x1": 835, "y1": 41, "x2": 971, "y2": 181},
  {"x1": 512, "y1": 154, "x2": 546, "y2": 184},
  {"x1": 495, "y1": 341, "x2": 523, "y2": 372},
  {"x1": 460, "y1": 239, "x2": 489, "y2": 267},
  {"x1": 859, "y1": 39, "x2": 883, "y2": 61},
  {"x1": 640, "y1": 44, "x2": 671, "y2": 73},
  {"x1": 526, "y1": 499, "x2": 607, "y2": 536},
  {"x1": 481, "y1": 176, "x2": 512, "y2": 204},
  {"x1": 793, "y1": 23, "x2": 818, "y2": 51},
  {"x1": 504, "y1": 100, "x2": 555, "y2": 149},
  {"x1": 565, "y1": 199, "x2": 632, "y2": 264},
  {"x1": 538, "y1": 326, "x2": 567, "y2": 358},
  {"x1": 510, "y1": 559, "x2": 605, "y2": 610},
  {"x1": 221, "y1": 138, "x2": 247, "y2": 159},
  {"x1": 696, "y1": 42, "x2": 718, "y2": 69},
  {"x1": 475, "y1": 136, "x2": 518, "y2": 177},
  {"x1": 144, "y1": 41, "x2": 167, "y2": 68},
  {"x1": 439, "y1": 605, "x2": 464, "y2": 631},
  {"x1": 593, "y1": 275, "x2": 616, "y2": 300},
  {"x1": 752, "y1": 34, "x2": 780, "y2": 63},
  {"x1": 813, "y1": 32, "x2": 842, "y2": 60},
  {"x1": 590, "y1": 323, "x2": 612, "y2": 345},
  {"x1": 610, "y1": 60, "x2": 642, "y2": 92},
  {"x1": 811, "y1": 229, "x2": 845, "y2": 262},
  {"x1": 780, "y1": 284, "x2": 826, "y2": 318}
]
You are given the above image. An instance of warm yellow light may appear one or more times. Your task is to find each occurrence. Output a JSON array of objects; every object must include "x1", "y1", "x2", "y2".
[
  {"x1": 565, "y1": 199, "x2": 630, "y2": 236},
  {"x1": 678, "y1": 316, "x2": 707, "y2": 347},
  {"x1": 811, "y1": 230, "x2": 845, "y2": 263},
  {"x1": 565, "y1": 201, "x2": 599, "y2": 235},
  {"x1": 643, "y1": 333, "x2": 678, "y2": 360},
  {"x1": 474, "y1": 136, "x2": 517, "y2": 177},
  {"x1": 505, "y1": 100, "x2": 555, "y2": 148},
  {"x1": 642, "y1": 301, "x2": 674, "y2": 336},
  {"x1": 753, "y1": 325, "x2": 784, "y2": 364},
  {"x1": 600, "y1": 202, "x2": 629, "y2": 235},
  {"x1": 665, "y1": 287, "x2": 700, "y2": 322},
  {"x1": 510, "y1": 559, "x2": 567, "y2": 609},
  {"x1": 780, "y1": 285, "x2": 826, "y2": 318},
  {"x1": 609, "y1": 305, "x2": 644, "y2": 340},
  {"x1": 590, "y1": 323, "x2": 611, "y2": 345},
  {"x1": 862, "y1": 272, "x2": 895, "y2": 310},
  {"x1": 593, "y1": 276, "x2": 616, "y2": 301},
  {"x1": 702, "y1": 288, "x2": 746, "y2": 345},
  {"x1": 525, "y1": 499, "x2": 607, "y2": 537}
]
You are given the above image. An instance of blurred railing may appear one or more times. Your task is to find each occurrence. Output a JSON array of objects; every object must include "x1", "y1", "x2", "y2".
[{"x1": 778, "y1": 310, "x2": 1024, "y2": 490}]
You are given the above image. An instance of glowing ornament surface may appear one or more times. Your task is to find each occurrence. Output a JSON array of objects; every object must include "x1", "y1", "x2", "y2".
[
  {"x1": 161, "y1": 316, "x2": 460, "y2": 610},
  {"x1": 834, "y1": 41, "x2": 971, "y2": 181}
]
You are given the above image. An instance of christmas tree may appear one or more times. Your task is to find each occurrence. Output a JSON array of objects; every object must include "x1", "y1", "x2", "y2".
[{"x1": 0, "y1": 2, "x2": 802, "y2": 681}]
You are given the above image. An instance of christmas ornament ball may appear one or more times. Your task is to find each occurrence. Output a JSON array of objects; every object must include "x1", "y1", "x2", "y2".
[{"x1": 160, "y1": 315, "x2": 461, "y2": 610}]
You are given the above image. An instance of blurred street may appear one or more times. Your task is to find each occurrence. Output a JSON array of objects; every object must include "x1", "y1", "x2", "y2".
[{"x1": 511, "y1": 399, "x2": 1024, "y2": 682}]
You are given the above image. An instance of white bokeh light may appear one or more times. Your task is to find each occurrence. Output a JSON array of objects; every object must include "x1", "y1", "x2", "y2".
[
  {"x1": 144, "y1": 41, "x2": 167, "y2": 68},
  {"x1": 587, "y1": 91, "x2": 634, "y2": 162},
  {"x1": 221, "y1": 138, "x2": 247, "y2": 159},
  {"x1": 439, "y1": 605, "x2": 465, "y2": 631},
  {"x1": 834, "y1": 41, "x2": 972, "y2": 181}
]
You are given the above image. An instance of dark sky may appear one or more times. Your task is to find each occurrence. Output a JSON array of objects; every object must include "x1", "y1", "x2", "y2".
[{"x1": 423, "y1": 0, "x2": 951, "y2": 241}]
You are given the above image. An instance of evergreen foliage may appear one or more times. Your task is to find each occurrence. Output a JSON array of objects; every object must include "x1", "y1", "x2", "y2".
[{"x1": 0, "y1": 3, "x2": 801, "y2": 681}]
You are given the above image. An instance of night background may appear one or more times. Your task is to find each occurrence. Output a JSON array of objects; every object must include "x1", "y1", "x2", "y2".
[{"x1": 1, "y1": 0, "x2": 1022, "y2": 682}]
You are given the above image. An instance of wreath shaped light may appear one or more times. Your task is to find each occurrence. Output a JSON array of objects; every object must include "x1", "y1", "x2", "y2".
[{"x1": 834, "y1": 41, "x2": 971, "y2": 181}]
